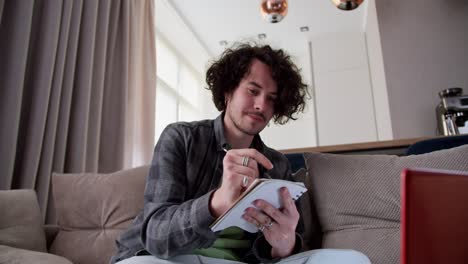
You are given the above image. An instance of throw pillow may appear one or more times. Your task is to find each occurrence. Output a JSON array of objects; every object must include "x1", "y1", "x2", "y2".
[
  {"x1": 0, "y1": 189, "x2": 47, "y2": 252},
  {"x1": 304, "y1": 145, "x2": 468, "y2": 264},
  {"x1": 50, "y1": 165, "x2": 149, "y2": 264}
]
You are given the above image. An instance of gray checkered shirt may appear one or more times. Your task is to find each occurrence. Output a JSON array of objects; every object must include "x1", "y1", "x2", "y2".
[{"x1": 111, "y1": 114, "x2": 302, "y2": 263}]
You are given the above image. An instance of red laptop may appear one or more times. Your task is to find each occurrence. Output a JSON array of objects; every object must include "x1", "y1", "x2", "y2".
[{"x1": 401, "y1": 168, "x2": 468, "y2": 264}]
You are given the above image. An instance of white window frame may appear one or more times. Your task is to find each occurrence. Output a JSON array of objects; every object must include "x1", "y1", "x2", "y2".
[{"x1": 155, "y1": 33, "x2": 204, "y2": 142}]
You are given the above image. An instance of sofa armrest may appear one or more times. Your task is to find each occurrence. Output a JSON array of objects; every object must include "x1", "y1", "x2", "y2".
[{"x1": 44, "y1": 225, "x2": 59, "y2": 250}]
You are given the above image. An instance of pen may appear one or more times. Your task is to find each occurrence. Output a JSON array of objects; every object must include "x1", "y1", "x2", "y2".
[{"x1": 222, "y1": 147, "x2": 272, "y2": 179}]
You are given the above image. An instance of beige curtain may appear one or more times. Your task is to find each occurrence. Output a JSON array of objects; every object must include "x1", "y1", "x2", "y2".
[{"x1": 0, "y1": 0, "x2": 156, "y2": 222}]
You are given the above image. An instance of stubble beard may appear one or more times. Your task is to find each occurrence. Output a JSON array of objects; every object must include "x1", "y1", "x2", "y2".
[{"x1": 228, "y1": 109, "x2": 264, "y2": 136}]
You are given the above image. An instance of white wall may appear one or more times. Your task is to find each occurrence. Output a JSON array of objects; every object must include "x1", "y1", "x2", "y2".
[
  {"x1": 364, "y1": 0, "x2": 393, "y2": 140},
  {"x1": 155, "y1": 0, "x2": 210, "y2": 74},
  {"x1": 376, "y1": 0, "x2": 468, "y2": 139},
  {"x1": 312, "y1": 31, "x2": 378, "y2": 146}
]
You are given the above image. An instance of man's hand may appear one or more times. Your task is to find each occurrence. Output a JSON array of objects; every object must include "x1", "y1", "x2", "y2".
[
  {"x1": 242, "y1": 187, "x2": 300, "y2": 258},
  {"x1": 210, "y1": 149, "x2": 273, "y2": 218}
]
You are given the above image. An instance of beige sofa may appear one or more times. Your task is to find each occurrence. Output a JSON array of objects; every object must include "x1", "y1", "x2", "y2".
[
  {"x1": 1, "y1": 144, "x2": 468, "y2": 264},
  {"x1": 0, "y1": 166, "x2": 149, "y2": 264}
]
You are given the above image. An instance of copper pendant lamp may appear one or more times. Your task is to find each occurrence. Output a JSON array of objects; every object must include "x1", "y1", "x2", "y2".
[
  {"x1": 331, "y1": 0, "x2": 364, "y2": 11},
  {"x1": 260, "y1": 0, "x2": 288, "y2": 23}
]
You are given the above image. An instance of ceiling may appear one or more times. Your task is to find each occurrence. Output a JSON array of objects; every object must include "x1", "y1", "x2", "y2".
[{"x1": 155, "y1": 0, "x2": 369, "y2": 72}]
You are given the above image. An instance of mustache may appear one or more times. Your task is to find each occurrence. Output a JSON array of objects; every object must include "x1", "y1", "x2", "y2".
[{"x1": 246, "y1": 111, "x2": 266, "y2": 122}]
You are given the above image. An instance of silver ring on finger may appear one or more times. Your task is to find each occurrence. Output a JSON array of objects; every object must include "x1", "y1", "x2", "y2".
[
  {"x1": 258, "y1": 225, "x2": 266, "y2": 232},
  {"x1": 242, "y1": 156, "x2": 250, "y2": 167},
  {"x1": 265, "y1": 219, "x2": 274, "y2": 229},
  {"x1": 242, "y1": 176, "x2": 249, "y2": 187}
]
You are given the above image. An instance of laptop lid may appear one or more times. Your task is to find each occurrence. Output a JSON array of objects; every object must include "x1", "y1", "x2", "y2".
[{"x1": 401, "y1": 168, "x2": 468, "y2": 264}]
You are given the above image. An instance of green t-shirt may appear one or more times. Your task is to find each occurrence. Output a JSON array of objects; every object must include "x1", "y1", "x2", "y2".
[{"x1": 193, "y1": 227, "x2": 250, "y2": 261}]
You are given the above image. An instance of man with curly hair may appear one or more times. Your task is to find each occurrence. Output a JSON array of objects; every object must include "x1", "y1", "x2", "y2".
[{"x1": 112, "y1": 43, "x2": 370, "y2": 264}]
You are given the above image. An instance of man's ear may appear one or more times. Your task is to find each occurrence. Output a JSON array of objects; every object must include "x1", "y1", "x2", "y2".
[{"x1": 224, "y1": 92, "x2": 231, "y2": 106}]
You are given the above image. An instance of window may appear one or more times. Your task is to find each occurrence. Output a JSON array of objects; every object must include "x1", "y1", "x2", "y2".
[{"x1": 154, "y1": 36, "x2": 204, "y2": 142}]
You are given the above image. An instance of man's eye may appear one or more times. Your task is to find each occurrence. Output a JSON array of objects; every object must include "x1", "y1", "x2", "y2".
[
  {"x1": 268, "y1": 96, "x2": 277, "y2": 102},
  {"x1": 249, "y1": 89, "x2": 259, "y2": 95}
]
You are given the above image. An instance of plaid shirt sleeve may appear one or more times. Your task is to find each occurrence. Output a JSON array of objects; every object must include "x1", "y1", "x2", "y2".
[{"x1": 140, "y1": 124, "x2": 217, "y2": 258}]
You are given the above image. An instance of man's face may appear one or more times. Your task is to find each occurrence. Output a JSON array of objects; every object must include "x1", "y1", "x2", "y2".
[{"x1": 224, "y1": 59, "x2": 278, "y2": 136}]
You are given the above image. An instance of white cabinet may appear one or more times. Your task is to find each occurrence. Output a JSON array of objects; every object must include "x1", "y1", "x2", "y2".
[
  {"x1": 311, "y1": 32, "x2": 378, "y2": 146},
  {"x1": 261, "y1": 32, "x2": 389, "y2": 150}
]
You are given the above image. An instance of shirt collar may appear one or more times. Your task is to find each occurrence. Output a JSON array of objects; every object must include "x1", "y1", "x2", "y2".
[{"x1": 214, "y1": 113, "x2": 229, "y2": 152}]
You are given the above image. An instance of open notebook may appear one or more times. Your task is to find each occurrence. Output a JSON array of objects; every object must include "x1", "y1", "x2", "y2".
[{"x1": 210, "y1": 178, "x2": 307, "y2": 233}]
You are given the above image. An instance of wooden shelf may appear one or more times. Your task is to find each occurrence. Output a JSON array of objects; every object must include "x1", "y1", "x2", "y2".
[{"x1": 280, "y1": 137, "x2": 432, "y2": 154}]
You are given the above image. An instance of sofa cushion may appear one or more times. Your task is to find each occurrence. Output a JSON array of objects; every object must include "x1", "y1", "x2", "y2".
[
  {"x1": 0, "y1": 245, "x2": 72, "y2": 264},
  {"x1": 0, "y1": 189, "x2": 47, "y2": 253},
  {"x1": 304, "y1": 145, "x2": 468, "y2": 264},
  {"x1": 50, "y1": 165, "x2": 149, "y2": 264}
]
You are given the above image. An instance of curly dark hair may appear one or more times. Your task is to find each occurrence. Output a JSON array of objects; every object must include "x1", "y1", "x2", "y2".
[{"x1": 206, "y1": 43, "x2": 309, "y2": 125}]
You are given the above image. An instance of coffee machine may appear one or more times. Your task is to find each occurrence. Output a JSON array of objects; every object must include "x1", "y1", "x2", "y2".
[{"x1": 436, "y1": 88, "x2": 468, "y2": 136}]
